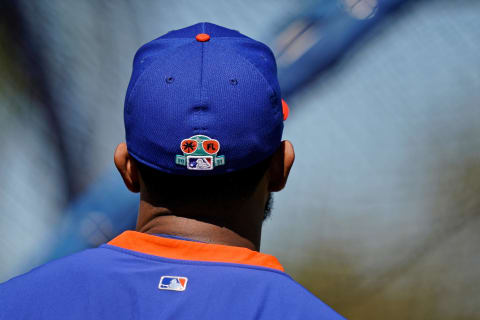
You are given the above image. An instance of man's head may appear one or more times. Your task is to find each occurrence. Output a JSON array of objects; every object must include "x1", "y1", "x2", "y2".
[
  {"x1": 115, "y1": 140, "x2": 294, "y2": 221},
  {"x1": 114, "y1": 23, "x2": 294, "y2": 239}
]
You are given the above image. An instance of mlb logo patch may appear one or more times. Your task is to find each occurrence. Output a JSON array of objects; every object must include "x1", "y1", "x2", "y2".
[
  {"x1": 158, "y1": 276, "x2": 188, "y2": 291},
  {"x1": 187, "y1": 156, "x2": 213, "y2": 170}
]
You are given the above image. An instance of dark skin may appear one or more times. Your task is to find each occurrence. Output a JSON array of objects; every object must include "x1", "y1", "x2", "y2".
[{"x1": 114, "y1": 140, "x2": 295, "y2": 251}]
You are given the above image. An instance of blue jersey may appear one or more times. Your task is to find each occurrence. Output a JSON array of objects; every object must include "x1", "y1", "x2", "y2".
[{"x1": 0, "y1": 231, "x2": 345, "y2": 319}]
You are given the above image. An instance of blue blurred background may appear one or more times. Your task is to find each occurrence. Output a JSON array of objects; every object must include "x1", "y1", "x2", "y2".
[{"x1": 1, "y1": 0, "x2": 479, "y2": 318}]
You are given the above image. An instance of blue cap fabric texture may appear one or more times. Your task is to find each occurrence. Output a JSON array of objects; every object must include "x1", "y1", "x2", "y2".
[{"x1": 124, "y1": 22, "x2": 285, "y2": 175}]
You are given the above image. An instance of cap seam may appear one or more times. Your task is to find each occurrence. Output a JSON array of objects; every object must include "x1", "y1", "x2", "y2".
[
  {"x1": 126, "y1": 42, "x2": 194, "y2": 108},
  {"x1": 229, "y1": 43, "x2": 278, "y2": 102},
  {"x1": 125, "y1": 57, "x2": 166, "y2": 108},
  {"x1": 200, "y1": 30, "x2": 205, "y2": 105}
]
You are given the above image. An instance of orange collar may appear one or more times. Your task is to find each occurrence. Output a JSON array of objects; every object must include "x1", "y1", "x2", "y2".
[{"x1": 108, "y1": 231, "x2": 284, "y2": 272}]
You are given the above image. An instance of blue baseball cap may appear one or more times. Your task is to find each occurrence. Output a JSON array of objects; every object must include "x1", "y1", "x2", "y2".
[{"x1": 124, "y1": 22, "x2": 289, "y2": 175}]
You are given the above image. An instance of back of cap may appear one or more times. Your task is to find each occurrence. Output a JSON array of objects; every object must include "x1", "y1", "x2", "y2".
[{"x1": 124, "y1": 22, "x2": 287, "y2": 175}]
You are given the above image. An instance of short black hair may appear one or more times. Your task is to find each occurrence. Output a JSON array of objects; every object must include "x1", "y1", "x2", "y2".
[{"x1": 135, "y1": 156, "x2": 272, "y2": 206}]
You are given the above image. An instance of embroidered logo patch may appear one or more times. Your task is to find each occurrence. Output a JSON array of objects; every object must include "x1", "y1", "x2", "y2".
[
  {"x1": 158, "y1": 276, "x2": 188, "y2": 291},
  {"x1": 176, "y1": 135, "x2": 225, "y2": 170}
]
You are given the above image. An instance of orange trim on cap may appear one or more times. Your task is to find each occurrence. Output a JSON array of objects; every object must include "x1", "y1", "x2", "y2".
[
  {"x1": 108, "y1": 231, "x2": 284, "y2": 272},
  {"x1": 282, "y1": 99, "x2": 289, "y2": 121}
]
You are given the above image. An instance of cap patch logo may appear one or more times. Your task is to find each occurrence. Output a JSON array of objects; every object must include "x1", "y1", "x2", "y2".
[
  {"x1": 176, "y1": 135, "x2": 225, "y2": 170},
  {"x1": 203, "y1": 140, "x2": 219, "y2": 155},
  {"x1": 158, "y1": 276, "x2": 188, "y2": 291},
  {"x1": 181, "y1": 139, "x2": 198, "y2": 154}
]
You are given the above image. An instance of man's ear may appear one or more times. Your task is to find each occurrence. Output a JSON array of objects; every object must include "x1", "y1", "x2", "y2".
[
  {"x1": 114, "y1": 142, "x2": 140, "y2": 193},
  {"x1": 268, "y1": 140, "x2": 295, "y2": 192}
]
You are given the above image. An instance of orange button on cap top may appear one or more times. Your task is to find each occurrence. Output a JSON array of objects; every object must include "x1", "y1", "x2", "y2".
[{"x1": 196, "y1": 33, "x2": 210, "y2": 42}]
